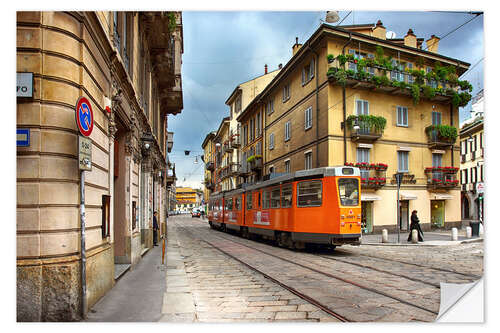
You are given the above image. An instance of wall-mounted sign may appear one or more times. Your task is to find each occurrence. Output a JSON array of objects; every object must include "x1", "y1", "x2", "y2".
[
  {"x1": 17, "y1": 72, "x2": 33, "y2": 98},
  {"x1": 78, "y1": 136, "x2": 92, "y2": 171},
  {"x1": 75, "y1": 97, "x2": 94, "y2": 137},
  {"x1": 17, "y1": 128, "x2": 30, "y2": 147}
]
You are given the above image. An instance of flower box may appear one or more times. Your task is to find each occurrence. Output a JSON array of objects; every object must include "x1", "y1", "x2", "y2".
[
  {"x1": 355, "y1": 162, "x2": 370, "y2": 169},
  {"x1": 344, "y1": 162, "x2": 354, "y2": 167},
  {"x1": 375, "y1": 163, "x2": 388, "y2": 171}
]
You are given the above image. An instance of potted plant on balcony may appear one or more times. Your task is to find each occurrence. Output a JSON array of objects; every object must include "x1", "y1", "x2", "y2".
[
  {"x1": 368, "y1": 177, "x2": 377, "y2": 185},
  {"x1": 369, "y1": 163, "x2": 377, "y2": 169},
  {"x1": 344, "y1": 162, "x2": 354, "y2": 167},
  {"x1": 375, "y1": 163, "x2": 388, "y2": 171},
  {"x1": 377, "y1": 177, "x2": 386, "y2": 185},
  {"x1": 355, "y1": 162, "x2": 369, "y2": 169},
  {"x1": 361, "y1": 178, "x2": 367, "y2": 185},
  {"x1": 431, "y1": 178, "x2": 442, "y2": 185},
  {"x1": 327, "y1": 54, "x2": 335, "y2": 63}
]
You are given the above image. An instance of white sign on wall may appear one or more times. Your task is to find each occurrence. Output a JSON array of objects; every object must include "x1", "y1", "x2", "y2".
[{"x1": 17, "y1": 72, "x2": 33, "y2": 98}]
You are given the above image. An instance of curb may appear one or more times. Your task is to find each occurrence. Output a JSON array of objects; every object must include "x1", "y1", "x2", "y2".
[{"x1": 360, "y1": 237, "x2": 483, "y2": 247}]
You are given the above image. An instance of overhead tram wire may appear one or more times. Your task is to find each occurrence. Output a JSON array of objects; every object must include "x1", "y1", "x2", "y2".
[{"x1": 336, "y1": 11, "x2": 352, "y2": 26}]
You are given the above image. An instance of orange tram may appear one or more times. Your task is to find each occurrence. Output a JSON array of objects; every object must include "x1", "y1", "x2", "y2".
[{"x1": 207, "y1": 166, "x2": 361, "y2": 250}]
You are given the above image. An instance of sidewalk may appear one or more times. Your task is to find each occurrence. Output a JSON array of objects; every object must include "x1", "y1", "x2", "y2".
[
  {"x1": 86, "y1": 245, "x2": 166, "y2": 322},
  {"x1": 361, "y1": 229, "x2": 483, "y2": 246}
]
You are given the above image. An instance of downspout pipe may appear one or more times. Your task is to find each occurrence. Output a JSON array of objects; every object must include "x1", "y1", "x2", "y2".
[
  {"x1": 307, "y1": 40, "x2": 321, "y2": 168},
  {"x1": 342, "y1": 33, "x2": 353, "y2": 164},
  {"x1": 450, "y1": 103, "x2": 454, "y2": 167}
]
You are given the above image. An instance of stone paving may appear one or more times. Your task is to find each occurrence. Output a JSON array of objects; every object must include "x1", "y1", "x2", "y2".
[{"x1": 160, "y1": 215, "x2": 484, "y2": 322}]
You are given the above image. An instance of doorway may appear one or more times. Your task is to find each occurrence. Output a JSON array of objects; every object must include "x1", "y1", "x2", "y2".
[
  {"x1": 399, "y1": 200, "x2": 409, "y2": 231},
  {"x1": 431, "y1": 200, "x2": 445, "y2": 228},
  {"x1": 361, "y1": 201, "x2": 373, "y2": 233},
  {"x1": 462, "y1": 196, "x2": 470, "y2": 219}
]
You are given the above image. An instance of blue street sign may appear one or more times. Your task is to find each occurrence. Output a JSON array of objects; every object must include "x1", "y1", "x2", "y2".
[{"x1": 17, "y1": 128, "x2": 30, "y2": 147}]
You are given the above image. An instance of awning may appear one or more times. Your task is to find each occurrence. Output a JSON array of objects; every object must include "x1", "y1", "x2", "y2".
[
  {"x1": 431, "y1": 194, "x2": 454, "y2": 200},
  {"x1": 361, "y1": 194, "x2": 381, "y2": 201},
  {"x1": 400, "y1": 192, "x2": 417, "y2": 200}
]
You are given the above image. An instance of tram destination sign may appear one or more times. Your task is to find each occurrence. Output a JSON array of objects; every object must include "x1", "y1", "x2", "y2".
[{"x1": 78, "y1": 136, "x2": 92, "y2": 171}]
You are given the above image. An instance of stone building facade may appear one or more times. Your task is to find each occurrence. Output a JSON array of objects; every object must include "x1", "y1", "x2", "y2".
[{"x1": 16, "y1": 11, "x2": 183, "y2": 321}]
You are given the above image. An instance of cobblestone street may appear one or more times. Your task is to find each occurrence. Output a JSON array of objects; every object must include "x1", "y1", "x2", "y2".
[{"x1": 159, "y1": 215, "x2": 483, "y2": 322}]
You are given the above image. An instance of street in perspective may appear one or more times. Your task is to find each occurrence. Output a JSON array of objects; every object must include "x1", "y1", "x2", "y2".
[{"x1": 16, "y1": 10, "x2": 485, "y2": 323}]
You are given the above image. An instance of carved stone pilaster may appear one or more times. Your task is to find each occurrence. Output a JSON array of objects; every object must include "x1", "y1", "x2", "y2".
[
  {"x1": 124, "y1": 132, "x2": 134, "y2": 156},
  {"x1": 142, "y1": 156, "x2": 153, "y2": 173}
]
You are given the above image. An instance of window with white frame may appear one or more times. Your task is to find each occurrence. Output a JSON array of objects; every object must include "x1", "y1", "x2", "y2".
[
  {"x1": 356, "y1": 100, "x2": 369, "y2": 115},
  {"x1": 432, "y1": 153, "x2": 442, "y2": 167},
  {"x1": 269, "y1": 133, "x2": 274, "y2": 150},
  {"x1": 406, "y1": 63, "x2": 414, "y2": 84},
  {"x1": 357, "y1": 148, "x2": 370, "y2": 179},
  {"x1": 282, "y1": 83, "x2": 290, "y2": 102},
  {"x1": 397, "y1": 151, "x2": 409, "y2": 172},
  {"x1": 285, "y1": 121, "x2": 291, "y2": 141},
  {"x1": 432, "y1": 111, "x2": 442, "y2": 125},
  {"x1": 426, "y1": 67, "x2": 437, "y2": 88},
  {"x1": 391, "y1": 60, "x2": 405, "y2": 82},
  {"x1": 266, "y1": 99, "x2": 274, "y2": 115},
  {"x1": 301, "y1": 57, "x2": 315, "y2": 85},
  {"x1": 304, "y1": 107, "x2": 312, "y2": 130},
  {"x1": 284, "y1": 159, "x2": 290, "y2": 173},
  {"x1": 397, "y1": 106, "x2": 408, "y2": 127},
  {"x1": 347, "y1": 50, "x2": 375, "y2": 75},
  {"x1": 305, "y1": 151, "x2": 312, "y2": 170}
]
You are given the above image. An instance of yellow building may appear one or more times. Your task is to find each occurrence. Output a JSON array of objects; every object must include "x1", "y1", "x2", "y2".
[
  {"x1": 175, "y1": 187, "x2": 197, "y2": 212},
  {"x1": 238, "y1": 22, "x2": 471, "y2": 233},
  {"x1": 202, "y1": 132, "x2": 216, "y2": 204},
  {"x1": 16, "y1": 11, "x2": 183, "y2": 321},
  {"x1": 212, "y1": 117, "x2": 230, "y2": 192},
  {"x1": 459, "y1": 90, "x2": 484, "y2": 223}
]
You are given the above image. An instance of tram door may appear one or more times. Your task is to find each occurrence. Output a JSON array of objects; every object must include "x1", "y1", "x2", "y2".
[
  {"x1": 361, "y1": 202, "x2": 373, "y2": 233},
  {"x1": 399, "y1": 200, "x2": 409, "y2": 231}
]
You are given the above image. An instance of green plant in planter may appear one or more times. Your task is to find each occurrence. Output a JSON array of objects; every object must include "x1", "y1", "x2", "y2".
[
  {"x1": 459, "y1": 92, "x2": 472, "y2": 107},
  {"x1": 355, "y1": 70, "x2": 369, "y2": 81},
  {"x1": 415, "y1": 56, "x2": 425, "y2": 69},
  {"x1": 447, "y1": 73, "x2": 459, "y2": 86},
  {"x1": 423, "y1": 85, "x2": 436, "y2": 99},
  {"x1": 371, "y1": 75, "x2": 383, "y2": 87},
  {"x1": 411, "y1": 69, "x2": 426, "y2": 85},
  {"x1": 336, "y1": 54, "x2": 348, "y2": 66},
  {"x1": 458, "y1": 80, "x2": 473, "y2": 92},
  {"x1": 332, "y1": 68, "x2": 347, "y2": 86},
  {"x1": 411, "y1": 84, "x2": 421, "y2": 105},
  {"x1": 327, "y1": 54, "x2": 335, "y2": 63},
  {"x1": 346, "y1": 115, "x2": 387, "y2": 133},
  {"x1": 247, "y1": 155, "x2": 256, "y2": 163},
  {"x1": 425, "y1": 124, "x2": 458, "y2": 142}
]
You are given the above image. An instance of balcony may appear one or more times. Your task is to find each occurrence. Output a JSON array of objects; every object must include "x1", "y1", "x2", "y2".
[
  {"x1": 425, "y1": 167, "x2": 459, "y2": 189},
  {"x1": 346, "y1": 116, "x2": 385, "y2": 143},
  {"x1": 204, "y1": 180, "x2": 215, "y2": 191},
  {"x1": 425, "y1": 125, "x2": 457, "y2": 149},
  {"x1": 167, "y1": 131, "x2": 174, "y2": 153},
  {"x1": 229, "y1": 162, "x2": 242, "y2": 176},
  {"x1": 206, "y1": 161, "x2": 215, "y2": 171},
  {"x1": 350, "y1": 163, "x2": 388, "y2": 190},
  {"x1": 250, "y1": 158, "x2": 263, "y2": 171}
]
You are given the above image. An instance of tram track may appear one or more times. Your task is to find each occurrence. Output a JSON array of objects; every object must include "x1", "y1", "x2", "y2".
[{"x1": 175, "y1": 220, "x2": 439, "y2": 321}]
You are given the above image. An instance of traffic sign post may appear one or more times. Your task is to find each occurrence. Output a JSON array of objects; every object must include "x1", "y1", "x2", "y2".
[
  {"x1": 395, "y1": 173, "x2": 404, "y2": 243},
  {"x1": 75, "y1": 97, "x2": 94, "y2": 319}
]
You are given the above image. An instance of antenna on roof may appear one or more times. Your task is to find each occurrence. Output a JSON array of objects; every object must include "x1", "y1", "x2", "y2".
[
  {"x1": 386, "y1": 31, "x2": 396, "y2": 39},
  {"x1": 325, "y1": 11, "x2": 340, "y2": 23}
]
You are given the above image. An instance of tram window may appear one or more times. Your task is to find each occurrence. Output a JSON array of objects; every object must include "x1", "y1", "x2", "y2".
[
  {"x1": 281, "y1": 184, "x2": 293, "y2": 208},
  {"x1": 270, "y1": 187, "x2": 281, "y2": 208},
  {"x1": 235, "y1": 196, "x2": 241, "y2": 210},
  {"x1": 258, "y1": 192, "x2": 261, "y2": 207},
  {"x1": 297, "y1": 180, "x2": 322, "y2": 207},
  {"x1": 338, "y1": 178, "x2": 359, "y2": 206},
  {"x1": 247, "y1": 193, "x2": 253, "y2": 210},
  {"x1": 262, "y1": 189, "x2": 270, "y2": 209},
  {"x1": 226, "y1": 198, "x2": 233, "y2": 210}
]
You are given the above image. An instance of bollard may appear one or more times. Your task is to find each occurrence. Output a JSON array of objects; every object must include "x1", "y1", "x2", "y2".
[
  {"x1": 411, "y1": 229, "x2": 419, "y2": 244},
  {"x1": 451, "y1": 227, "x2": 458, "y2": 241},
  {"x1": 479, "y1": 223, "x2": 484, "y2": 236},
  {"x1": 466, "y1": 226, "x2": 472, "y2": 239},
  {"x1": 382, "y1": 229, "x2": 388, "y2": 243}
]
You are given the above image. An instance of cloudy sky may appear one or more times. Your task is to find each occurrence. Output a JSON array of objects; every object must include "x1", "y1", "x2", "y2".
[{"x1": 168, "y1": 10, "x2": 484, "y2": 190}]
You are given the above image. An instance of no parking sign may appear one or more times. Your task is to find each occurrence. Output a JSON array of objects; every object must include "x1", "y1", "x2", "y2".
[{"x1": 75, "y1": 97, "x2": 94, "y2": 137}]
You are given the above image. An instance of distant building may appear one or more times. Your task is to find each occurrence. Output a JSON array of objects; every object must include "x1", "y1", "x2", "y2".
[
  {"x1": 459, "y1": 89, "x2": 484, "y2": 223},
  {"x1": 175, "y1": 187, "x2": 197, "y2": 212}
]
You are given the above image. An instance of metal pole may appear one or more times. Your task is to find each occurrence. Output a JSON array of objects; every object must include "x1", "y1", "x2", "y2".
[
  {"x1": 397, "y1": 181, "x2": 400, "y2": 244},
  {"x1": 80, "y1": 169, "x2": 87, "y2": 319}
]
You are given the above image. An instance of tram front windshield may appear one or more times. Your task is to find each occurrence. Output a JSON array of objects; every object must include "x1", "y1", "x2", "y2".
[{"x1": 338, "y1": 178, "x2": 359, "y2": 206}]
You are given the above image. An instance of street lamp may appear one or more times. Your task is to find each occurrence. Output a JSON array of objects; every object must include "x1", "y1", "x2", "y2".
[
  {"x1": 353, "y1": 117, "x2": 360, "y2": 131},
  {"x1": 467, "y1": 135, "x2": 474, "y2": 143}
]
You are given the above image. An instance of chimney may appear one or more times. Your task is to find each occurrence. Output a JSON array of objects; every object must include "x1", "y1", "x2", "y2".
[
  {"x1": 372, "y1": 20, "x2": 386, "y2": 40},
  {"x1": 292, "y1": 37, "x2": 302, "y2": 56},
  {"x1": 278, "y1": 63, "x2": 282, "y2": 69},
  {"x1": 404, "y1": 28, "x2": 417, "y2": 48},
  {"x1": 264, "y1": 64, "x2": 268, "y2": 74},
  {"x1": 426, "y1": 34, "x2": 440, "y2": 53}
]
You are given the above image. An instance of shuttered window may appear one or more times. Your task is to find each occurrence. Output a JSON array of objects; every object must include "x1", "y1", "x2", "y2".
[
  {"x1": 305, "y1": 107, "x2": 312, "y2": 129},
  {"x1": 432, "y1": 111, "x2": 441, "y2": 125},
  {"x1": 285, "y1": 121, "x2": 291, "y2": 141},
  {"x1": 398, "y1": 151, "x2": 409, "y2": 172},
  {"x1": 397, "y1": 106, "x2": 408, "y2": 126},
  {"x1": 356, "y1": 100, "x2": 369, "y2": 115}
]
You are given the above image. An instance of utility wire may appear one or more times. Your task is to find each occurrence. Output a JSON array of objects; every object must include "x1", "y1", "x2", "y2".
[
  {"x1": 460, "y1": 57, "x2": 484, "y2": 78},
  {"x1": 423, "y1": 13, "x2": 482, "y2": 51},
  {"x1": 337, "y1": 11, "x2": 352, "y2": 26}
]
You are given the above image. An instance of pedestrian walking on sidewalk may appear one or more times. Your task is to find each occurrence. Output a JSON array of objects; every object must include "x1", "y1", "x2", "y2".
[
  {"x1": 153, "y1": 211, "x2": 159, "y2": 246},
  {"x1": 407, "y1": 210, "x2": 424, "y2": 242}
]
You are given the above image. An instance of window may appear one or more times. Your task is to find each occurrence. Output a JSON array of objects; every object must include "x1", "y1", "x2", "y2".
[
  {"x1": 235, "y1": 196, "x2": 241, "y2": 210},
  {"x1": 302, "y1": 57, "x2": 315, "y2": 84},
  {"x1": 250, "y1": 118, "x2": 255, "y2": 142},
  {"x1": 391, "y1": 60, "x2": 405, "y2": 82},
  {"x1": 285, "y1": 121, "x2": 291, "y2": 141},
  {"x1": 473, "y1": 135, "x2": 477, "y2": 152},
  {"x1": 243, "y1": 124, "x2": 248, "y2": 146},
  {"x1": 463, "y1": 169, "x2": 468, "y2": 184},
  {"x1": 397, "y1": 106, "x2": 408, "y2": 127},
  {"x1": 271, "y1": 187, "x2": 281, "y2": 208},
  {"x1": 226, "y1": 198, "x2": 233, "y2": 210},
  {"x1": 398, "y1": 151, "x2": 409, "y2": 172},
  {"x1": 348, "y1": 50, "x2": 374, "y2": 74},
  {"x1": 305, "y1": 107, "x2": 312, "y2": 130},
  {"x1": 338, "y1": 178, "x2": 359, "y2": 206},
  {"x1": 266, "y1": 99, "x2": 274, "y2": 115},
  {"x1": 269, "y1": 133, "x2": 275, "y2": 150},
  {"x1": 284, "y1": 160, "x2": 290, "y2": 173},
  {"x1": 427, "y1": 67, "x2": 437, "y2": 88},
  {"x1": 102, "y1": 195, "x2": 111, "y2": 238},
  {"x1": 297, "y1": 180, "x2": 322, "y2": 207},
  {"x1": 406, "y1": 63, "x2": 414, "y2": 84},
  {"x1": 356, "y1": 148, "x2": 370, "y2": 179},
  {"x1": 305, "y1": 152, "x2": 312, "y2": 170},
  {"x1": 356, "y1": 100, "x2": 369, "y2": 115},
  {"x1": 256, "y1": 112, "x2": 262, "y2": 136},
  {"x1": 247, "y1": 192, "x2": 253, "y2": 210},
  {"x1": 262, "y1": 189, "x2": 270, "y2": 209},
  {"x1": 236, "y1": 96, "x2": 242, "y2": 113},
  {"x1": 282, "y1": 83, "x2": 290, "y2": 102},
  {"x1": 480, "y1": 132, "x2": 483, "y2": 149},
  {"x1": 480, "y1": 165, "x2": 484, "y2": 182},
  {"x1": 432, "y1": 111, "x2": 442, "y2": 125},
  {"x1": 432, "y1": 153, "x2": 442, "y2": 167},
  {"x1": 281, "y1": 184, "x2": 293, "y2": 208}
]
